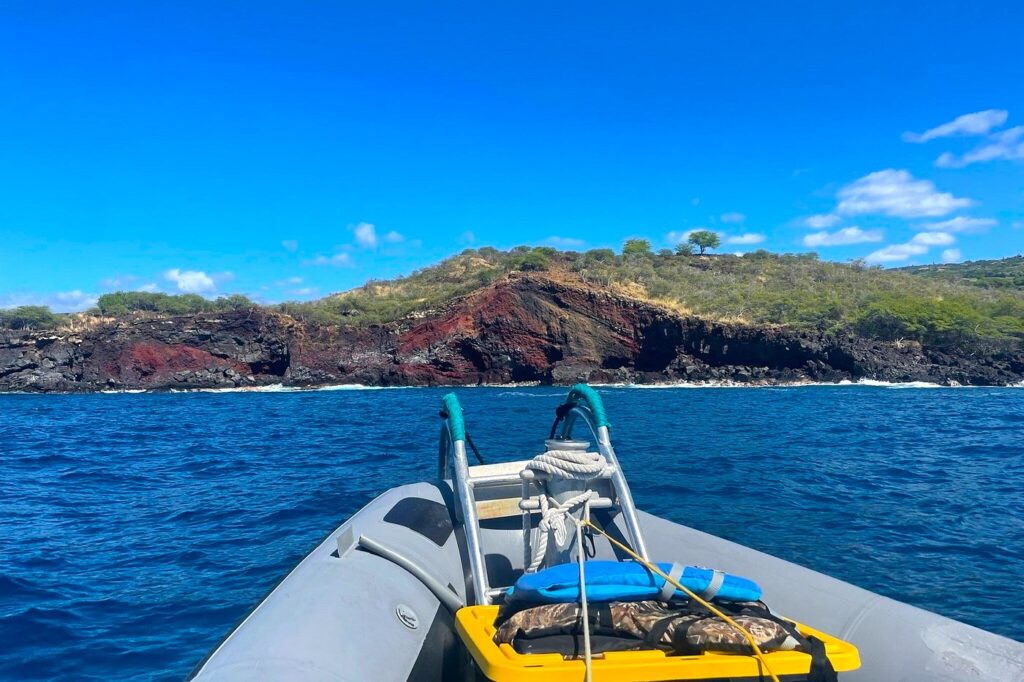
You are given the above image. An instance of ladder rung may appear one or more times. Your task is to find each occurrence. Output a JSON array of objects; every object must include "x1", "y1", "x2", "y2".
[
  {"x1": 468, "y1": 472, "x2": 526, "y2": 486},
  {"x1": 518, "y1": 497, "x2": 615, "y2": 511}
]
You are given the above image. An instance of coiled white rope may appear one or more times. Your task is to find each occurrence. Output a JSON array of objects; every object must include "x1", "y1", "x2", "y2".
[
  {"x1": 524, "y1": 450, "x2": 607, "y2": 573},
  {"x1": 526, "y1": 449, "x2": 607, "y2": 479}
]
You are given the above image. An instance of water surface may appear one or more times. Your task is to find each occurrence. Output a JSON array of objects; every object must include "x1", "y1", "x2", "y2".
[{"x1": 1, "y1": 385, "x2": 1022, "y2": 680}]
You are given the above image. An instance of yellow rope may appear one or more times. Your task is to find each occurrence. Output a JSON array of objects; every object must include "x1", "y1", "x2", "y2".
[{"x1": 582, "y1": 519, "x2": 781, "y2": 682}]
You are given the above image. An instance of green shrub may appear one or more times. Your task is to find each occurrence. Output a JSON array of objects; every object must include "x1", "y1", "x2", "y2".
[
  {"x1": 509, "y1": 250, "x2": 551, "y2": 272},
  {"x1": 586, "y1": 248, "x2": 616, "y2": 262},
  {"x1": 0, "y1": 305, "x2": 61, "y2": 330},
  {"x1": 622, "y1": 239, "x2": 652, "y2": 256},
  {"x1": 95, "y1": 291, "x2": 255, "y2": 316}
]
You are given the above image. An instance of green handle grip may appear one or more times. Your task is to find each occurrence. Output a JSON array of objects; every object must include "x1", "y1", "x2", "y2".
[
  {"x1": 566, "y1": 383, "x2": 610, "y2": 429},
  {"x1": 441, "y1": 393, "x2": 466, "y2": 442}
]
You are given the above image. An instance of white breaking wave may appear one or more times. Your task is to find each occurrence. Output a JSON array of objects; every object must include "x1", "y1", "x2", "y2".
[
  {"x1": 89, "y1": 378, "x2": 1024, "y2": 394},
  {"x1": 165, "y1": 383, "x2": 413, "y2": 394},
  {"x1": 593, "y1": 379, "x2": 971, "y2": 390}
]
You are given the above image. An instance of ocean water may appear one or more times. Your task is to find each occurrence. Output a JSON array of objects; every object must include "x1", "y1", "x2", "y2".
[{"x1": 1, "y1": 385, "x2": 1022, "y2": 680}]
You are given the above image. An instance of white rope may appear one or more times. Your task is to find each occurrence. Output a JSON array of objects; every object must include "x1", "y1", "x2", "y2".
[
  {"x1": 526, "y1": 449, "x2": 606, "y2": 479},
  {"x1": 524, "y1": 449, "x2": 607, "y2": 573},
  {"x1": 527, "y1": 490, "x2": 596, "y2": 573},
  {"x1": 522, "y1": 449, "x2": 607, "y2": 679}
]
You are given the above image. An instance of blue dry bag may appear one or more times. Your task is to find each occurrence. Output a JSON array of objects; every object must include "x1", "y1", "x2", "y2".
[{"x1": 507, "y1": 560, "x2": 762, "y2": 604}]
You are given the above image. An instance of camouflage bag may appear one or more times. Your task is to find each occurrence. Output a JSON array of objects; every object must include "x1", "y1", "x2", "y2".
[
  {"x1": 493, "y1": 599, "x2": 837, "y2": 681},
  {"x1": 495, "y1": 599, "x2": 794, "y2": 654}
]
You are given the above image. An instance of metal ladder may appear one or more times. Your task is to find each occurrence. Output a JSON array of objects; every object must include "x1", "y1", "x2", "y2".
[{"x1": 438, "y1": 386, "x2": 650, "y2": 605}]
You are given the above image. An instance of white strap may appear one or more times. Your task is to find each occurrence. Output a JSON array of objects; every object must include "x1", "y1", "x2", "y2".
[
  {"x1": 658, "y1": 562, "x2": 686, "y2": 601},
  {"x1": 700, "y1": 569, "x2": 726, "y2": 601}
]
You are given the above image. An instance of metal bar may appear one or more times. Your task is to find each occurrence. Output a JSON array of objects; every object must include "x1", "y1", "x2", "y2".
[
  {"x1": 560, "y1": 407, "x2": 649, "y2": 561},
  {"x1": 518, "y1": 497, "x2": 615, "y2": 510},
  {"x1": 466, "y1": 472, "x2": 528, "y2": 486},
  {"x1": 449, "y1": 436, "x2": 490, "y2": 604},
  {"x1": 522, "y1": 477, "x2": 531, "y2": 571},
  {"x1": 595, "y1": 423, "x2": 649, "y2": 561}
]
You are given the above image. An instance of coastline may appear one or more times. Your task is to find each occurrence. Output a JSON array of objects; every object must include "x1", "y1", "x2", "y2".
[
  {"x1": 3, "y1": 377, "x2": 1011, "y2": 396},
  {"x1": 4, "y1": 276, "x2": 1023, "y2": 394}
]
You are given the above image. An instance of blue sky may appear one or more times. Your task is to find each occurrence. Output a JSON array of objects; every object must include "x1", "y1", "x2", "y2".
[{"x1": 2, "y1": 2, "x2": 1023, "y2": 311}]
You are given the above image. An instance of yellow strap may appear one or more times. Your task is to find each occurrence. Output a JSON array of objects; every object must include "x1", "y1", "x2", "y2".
[{"x1": 582, "y1": 519, "x2": 782, "y2": 682}]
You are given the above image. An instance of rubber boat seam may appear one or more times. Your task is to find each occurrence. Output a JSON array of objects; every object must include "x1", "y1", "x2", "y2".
[{"x1": 839, "y1": 593, "x2": 884, "y2": 640}]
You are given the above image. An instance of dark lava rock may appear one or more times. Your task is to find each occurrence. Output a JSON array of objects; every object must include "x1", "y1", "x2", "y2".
[{"x1": 2, "y1": 275, "x2": 1022, "y2": 392}]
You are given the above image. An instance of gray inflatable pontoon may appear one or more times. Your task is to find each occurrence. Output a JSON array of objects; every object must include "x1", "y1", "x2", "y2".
[{"x1": 191, "y1": 385, "x2": 1024, "y2": 681}]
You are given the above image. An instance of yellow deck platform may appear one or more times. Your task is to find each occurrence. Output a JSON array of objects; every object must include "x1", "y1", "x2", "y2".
[{"x1": 455, "y1": 605, "x2": 861, "y2": 681}]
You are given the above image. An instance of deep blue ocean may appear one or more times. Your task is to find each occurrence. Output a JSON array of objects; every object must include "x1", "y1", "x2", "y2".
[{"x1": 1, "y1": 385, "x2": 1023, "y2": 680}]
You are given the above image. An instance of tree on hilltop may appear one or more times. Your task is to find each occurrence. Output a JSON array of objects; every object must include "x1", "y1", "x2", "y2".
[
  {"x1": 688, "y1": 230, "x2": 721, "y2": 254},
  {"x1": 622, "y1": 238, "x2": 652, "y2": 256}
]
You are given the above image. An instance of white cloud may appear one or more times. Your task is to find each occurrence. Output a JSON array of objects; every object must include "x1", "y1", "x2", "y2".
[
  {"x1": 803, "y1": 227, "x2": 884, "y2": 248},
  {"x1": 919, "y1": 216, "x2": 997, "y2": 233},
  {"x1": 863, "y1": 229, "x2": 960, "y2": 265},
  {"x1": 164, "y1": 269, "x2": 216, "y2": 293},
  {"x1": 805, "y1": 214, "x2": 840, "y2": 229},
  {"x1": 836, "y1": 169, "x2": 972, "y2": 218},
  {"x1": 1013, "y1": 221, "x2": 1024, "y2": 230},
  {"x1": 666, "y1": 229, "x2": 701, "y2": 244},
  {"x1": 458, "y1": 231, "x2": 476, "y2": 245},
  {"x1": 138, "y1": 283, "x2": 159, "y2": 293},
  {"x1": 941, "y1": 249, "x2": 962, "y2": 263},
  {"x1": 865, "y1": 243, "x2": 929, "y2": 264},
  {"x1": 307, "y1": 253, "x2": 354, "y2": 267},
  {"x1": 54, "y1": 290, "x2": 98, "y2": 312},
  {"x1": 351, "y1": 222, "x2": 377, "y2": 248},
  {"x1": 382, "y1": 230, "x2": 404, "y2": 243},
  {"x1": 276, "y1": 276, "x2": 303, "y2": 286},
  {"x1": 1, "y1": 290, "x2": 99, "y2": 313},
  {"x1": 725, "y1": 233, "x2": 765, "y2": 245},
  {"x1": 935, "y1": 126, "x2": 1024, "y2": 168},
  {"x1": 544, "y1": 236, "x2": 585, "y2": 248},
  {"x1": 903, "y1": 109, "x2": 1008, "y2": 143},
  {"x1": 720, "y1": 212, "x2": 746, "y2": 224},
  {"x1": 690, "y1": 197, "x2": 700, "y2": 206},
  {"x1": 281, "y1": 239, "x2": 299, "y2": 252},
  {"x1": 291, "y1": 287, "x2": 318, "y2": 297},
  {"x1": 54, "y1": 290, "x2": 94, "y2": 306},
  {"x1": 910, "y1": 231, "x2": 955, "y2": 246}
]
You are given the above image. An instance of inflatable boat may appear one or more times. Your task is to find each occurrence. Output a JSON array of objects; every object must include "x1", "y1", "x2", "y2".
[{"x1": 191, "y1": 385, "x2": 1024, "y2": 681}]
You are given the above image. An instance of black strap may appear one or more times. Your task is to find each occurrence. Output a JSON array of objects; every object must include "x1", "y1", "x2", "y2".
[
  {"x1": 464, "y1": 432, "x2": 486, "y2": 465},
  {"x1": 549, "y1": 403, "x2": 573, "y2": 439},
  {"x1": 642, "y1": 613, "x2": 683, "y2": 651},
  {"x1": 582, "y1": 527, "x2": 597, "y2": 558},
  {"x1": 803, "y1": 635, "x2": 838, "y2": 682},
  {"x1": 769, "y1": 615, "x2": 838, "y2": 682}
]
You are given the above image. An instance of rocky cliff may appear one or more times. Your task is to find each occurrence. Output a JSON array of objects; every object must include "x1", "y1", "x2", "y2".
[{"x1": 2, "y1": 275, "x2": 1022, "y2": 392}]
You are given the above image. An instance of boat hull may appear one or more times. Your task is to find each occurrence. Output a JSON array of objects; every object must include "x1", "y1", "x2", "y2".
[{"x1": 191, "y1": 482, "x2": 1024, "y2": 681}]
